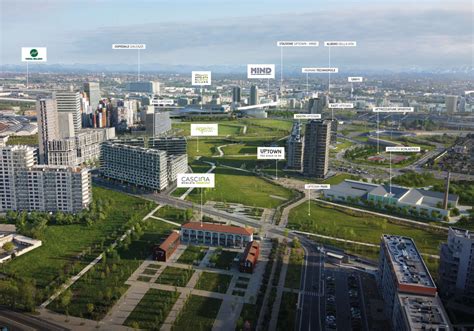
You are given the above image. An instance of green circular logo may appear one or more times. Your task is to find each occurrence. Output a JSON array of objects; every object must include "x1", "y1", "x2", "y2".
[{"x1": 30, "y1": 49, "x2": 38, "y2": 57}]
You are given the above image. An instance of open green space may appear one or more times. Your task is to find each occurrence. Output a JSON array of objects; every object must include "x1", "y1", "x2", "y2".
[
  {"x1": 323, "y1": 173, "x2": 361, "y2": 185},
  {"x1": 236, "y1": 303, "x2": 258, "y2": 331},
  {"x1": 172, "y1": 122, "x2": 244, "y2": 136},
  {"x1": 392, "y1": 171, "x2": 444, "y2": 188},
  {"x1": 137, "y1": 276, "x2": 152, "y2": 282},
  {"x1": 142, "y1": 268, "x2": 157, "y2": 275},
  {"x1": 288, "y1": 201, "x2": 446, "y2": 256},
  {"x1": 276, "y1": 292, "x2": 299, "y2": 331},
  {"x1": 284, "y1": 247, "x2": 304, "y2": 289},
  {"x1": 186, "y1": 166, "x2": 294, "y2": 209},
  {"x1": 2, "y1": 186, "x2": 155, "y2": 303},
  {"x1": 154, "y1": 205, "x2": 193, "y2": 224},
  {"x1": 210, "y1": 249, "x2": 238, "y2": 270},
  {"x1": 344, "y1": 145, "x2": 423, "y2": 168},
  {"x1": 177, "y1": 245, "x2": 207, "y2": 265},
  {"x1": 173, "y1": 295, "x2": 222, "y2": 331},
  {"x1": 156, "y1": 266, "x2": 194, "y2": 287},
  {"x1": 332, "y1": 139, "x2": 354, "y2": 153},
  {"x1": 124, "y1": 289, "x2": 179, "y2": 329},
  {"x1": 49, "y1": 219, "x2": 175, "y2": 320},
  {"x1": 195, "y1": 272, "x2": 232, "y2": 293}
]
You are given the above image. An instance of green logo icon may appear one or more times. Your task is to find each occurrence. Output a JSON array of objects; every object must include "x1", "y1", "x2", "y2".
[{"x1": 30, "y1": 49, "x2": 38, "y2": 57}]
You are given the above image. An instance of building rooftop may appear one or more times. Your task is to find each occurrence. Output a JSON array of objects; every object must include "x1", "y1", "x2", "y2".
[
  {"x1": 398, "y1": 294, "x2": 452, "y2": 331},
  {"x1": 382, "y1": 235, "x2": 436, "y2": 291},
  {"x1": 159, "y1": 231, "x2": 180, "y2": 251},
  {"x1": 241, "y1": 241, "x2": 259, "y2": 265},
  {"x1": 450, "y1": 227, "x2": 474, "y2": 239},
  {"x1": 182, "y1": 222, "x2": 253, "y2": 236}
]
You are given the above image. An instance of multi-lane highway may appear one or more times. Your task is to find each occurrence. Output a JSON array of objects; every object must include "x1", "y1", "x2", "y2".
[{"x1": 296, "y1": 237, "x2": 325, "y2": 331}]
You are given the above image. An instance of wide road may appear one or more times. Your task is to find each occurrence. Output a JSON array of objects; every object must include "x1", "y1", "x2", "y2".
[
  {"x1": 0, "y1": 306, "x2": 67, "y2": 331},
  {"x1": 296, "y1": 237, "x2": 325, "y2": 331}
]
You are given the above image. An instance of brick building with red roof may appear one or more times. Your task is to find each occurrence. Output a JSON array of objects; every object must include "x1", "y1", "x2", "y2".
[{"x1": 180, "y1": 222, "x2": 253, "y2": 248}]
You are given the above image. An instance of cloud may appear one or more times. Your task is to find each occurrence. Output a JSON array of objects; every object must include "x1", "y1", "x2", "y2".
[{"x1": 2, "y1": 1, "x2": 472, "y2": 70}]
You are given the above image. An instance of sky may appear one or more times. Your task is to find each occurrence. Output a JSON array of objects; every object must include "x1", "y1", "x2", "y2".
[{"x1": 1, "y1": 0, "x2": 473, "y2": 71}]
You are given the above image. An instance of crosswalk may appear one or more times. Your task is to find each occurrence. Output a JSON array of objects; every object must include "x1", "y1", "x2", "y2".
[{"x1": 301, "y1": 290, "x2": 322, "y2": 297}]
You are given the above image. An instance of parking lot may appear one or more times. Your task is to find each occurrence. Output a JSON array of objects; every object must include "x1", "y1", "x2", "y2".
[{"x1": 322, "y1": 263, "x2": 391, "y2": 331}]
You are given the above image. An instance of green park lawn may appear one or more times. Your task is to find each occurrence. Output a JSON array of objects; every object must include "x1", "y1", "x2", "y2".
[
  {"x1": 49, "y1": 219, "x2": 176, "y2": 320},
  {"x1": 288, "y1": 201, "x2": 447, "y2": 256},
  {"x1": 178, "y1": 245, "x2": 207, "y2": 265},
  {"x1": 2, "y1": 187, "x2": 156, "y2": 298},
  {"x1": 210, "y1": 249, "x2": 238, "y2": 270},
  {"x1": 172, "y1": 121, "x2": 244, "y2": 137},
  {"x1": 277, "y1": 292, "x2": 299, "y2": 331},
  {"x1": 156, "y1": 266, "x2": 195, "y2": 287},
  {"x1": 173, "y1": 295, "x2": 222, "y2": 331},
  {"x1": 284, "y1": 247, "x2": 304, "y2": 289},
  {"x1": 124, "y1": 289, "x2": 179, "y2": 329},
  {"x1": 195, "y1": 272, "x2": 232, "y2": 293},
  {"x1": 323, "y1": 173, "x2": 360, "y2": 185},
  {"x1": 154, "y1": 205, "x2": 192, "y2": 224},
  {"x1": 186, "y1": 167, "x2": 294, "y2": 209}
]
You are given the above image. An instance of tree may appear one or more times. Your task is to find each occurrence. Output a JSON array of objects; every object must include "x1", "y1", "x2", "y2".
[
  {"x1": 86, "y1": 303, "x2": 94, "y2": 317},
  {"x1": 2, "y1": 242, "x2": 15, "y2": 252},
  {"x1": 61, "y1": 289, "x2": 72, "y2": 319}
]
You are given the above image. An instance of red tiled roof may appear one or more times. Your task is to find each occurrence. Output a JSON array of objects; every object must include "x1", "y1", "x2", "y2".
[
  {"x1": 242, "y1": 241, "x2": 260, "y2": 264},
  {"x1": 182, "y1": 222, "x2": 253, "y2": 236},
  {"x1": 159, "y1": 231, "x2": 180, "y2": 251}
]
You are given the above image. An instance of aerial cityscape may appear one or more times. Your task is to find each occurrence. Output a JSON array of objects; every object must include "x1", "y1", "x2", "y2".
[{"x1": 0, "y1": 0, "x2": 473, "y2": 330}]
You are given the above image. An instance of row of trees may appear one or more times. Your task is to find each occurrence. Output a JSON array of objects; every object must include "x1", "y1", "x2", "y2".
[{"x1": 4, "y1": 197, "x2": 112, "y2": 239}]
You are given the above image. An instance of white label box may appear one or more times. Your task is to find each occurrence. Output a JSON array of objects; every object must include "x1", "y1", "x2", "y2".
[
  {"x1": 191, "y1": 124, "x2": 218, "y2": 136},
  {"x1": 305, "y1": 184, "x2": 331, "y2": 190},
  {"x1": 112, "y1": 44, "x2": 146, "y2": 49},
  {"x1": 294, "y1": 114, "x2": 322, "y2": 120},
  {"x1": 302, "y1": 67, "x2": 338, "y2": 73},
  {"x1": 324, "y1": 41, "x2": 357, "y2": 47},
  {"x1": 21, "y1": 47, "x2": 47, "y2": 62},
  {"x1": 177, "y1": 173, "x2": 215, "y2": 188},
  {"x1": 247, "y1": 64, "x2": 275, "y2": 79},
  {"x1": 152, "y1": 99, "x2": 174, "y2": 106},
  {"x1": 373, "y1": 107, "x2": 414, "y2": 113},
  {"x1": 192, "y1": 71, "x2": 212, "y2": 86},
  {"x1": 348, "y1": 77, "x2": 363, "y2": 82},
  {"x1": 257, "y1": 147, "x2": 285, "y2": 160},
  {"x1": 385, "y1": 146, "x2": 420, "y2": 152},
  {"x1": 328, "y1": 103, "x2": 354, "y2": 109},
  {"x1": 277, "y1": 41, "x2": 319, "y2": 47}
]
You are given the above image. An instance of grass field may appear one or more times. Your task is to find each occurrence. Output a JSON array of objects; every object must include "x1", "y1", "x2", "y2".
[
  {"x1": 172, "y1": 122, "x2": 244, "y2": 136},
  {"x1": 186, "y1": 167, "x2": 294, "y2": 209},
  {"x1": 276, "y1": 292, "x2": 299, "y2": 331},
  {"x1": 195, "y1": 272, "x2": 232, "y2": 293},
  {"x1": 124, "y1": 289, "x2": 179, "y2": 329},
  {"x1": 173, "y1": 295, "x2": 222, "y2": 331},
  {"x1": 177, "y1": 245, "x2": 207, "y2": 265},
  {"x1": 284, "y1": 247, "x2": 304, "y2": 289},
  {"x1": 210, "y1": 249, "x2": 238, "y2": 270},
  {"x1": 323, "y1": 173, "x2": 360, "y2": 185},
  {"x1": 154, "y1": 205, "x2": 191, "y2": 224},
  {"x1": 3, "y1": 187, "x2": 155, "y2": 300},
  {"x1": 288, "y1": 201, "x2": 447, "y2": 256},
  {"x1": 236, "y1": 303, "x2": 258, "y2": 331},
  {"x1": 49, "y1": 219, "x2": 175, "y2": 320},
  {"x1": 156, "y1": 266, "x2": 194, "y2": 287}
]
